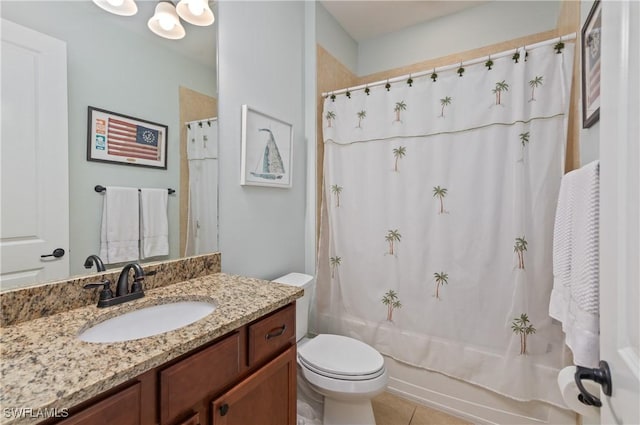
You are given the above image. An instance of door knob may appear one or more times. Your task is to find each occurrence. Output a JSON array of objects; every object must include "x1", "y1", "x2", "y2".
[
  {"x1": 41, "y1": 248, "x2": 65, "y2": 258},
  {"x1": 575, "y1": 360, "x2": 613, "y2": 407}
]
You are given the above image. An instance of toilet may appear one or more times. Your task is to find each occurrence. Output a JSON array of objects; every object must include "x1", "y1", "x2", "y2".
[{"x1": 273, "y1": 273, "x2": 388, "y2": 425}]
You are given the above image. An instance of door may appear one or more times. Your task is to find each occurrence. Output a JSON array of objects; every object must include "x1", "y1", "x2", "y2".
[
  {"x1": 599, "y1": 1, "x2": 640, "y2": 423},
  {"x1": 211, "y1": 345, "x2": 297, "y2": 425},
  {"x1": 0, "y1": 19, "x2": 69, "y2": 289}
]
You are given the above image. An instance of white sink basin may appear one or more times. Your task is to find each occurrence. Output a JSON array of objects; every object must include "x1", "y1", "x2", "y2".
[{"x1": 78, "y1": 300, "x2": 216, "y2": 343}]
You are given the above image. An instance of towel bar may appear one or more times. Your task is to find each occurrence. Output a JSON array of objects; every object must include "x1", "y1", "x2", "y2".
[{"x1": 94, "y1": 185, "x2": 175, "y2": 194}]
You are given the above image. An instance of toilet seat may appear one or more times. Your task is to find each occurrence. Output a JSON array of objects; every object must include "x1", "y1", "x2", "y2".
[{"x1": 298, "y1": 334, "x2": 385, "y2": 381}]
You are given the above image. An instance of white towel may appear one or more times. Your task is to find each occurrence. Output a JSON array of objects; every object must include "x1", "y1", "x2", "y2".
[
  {"x1": 139, "y1": 188, "x2": 169, "y2": 259},
  {"x1": 549, "y1": 160, "x2": 600, "y2": 367},
  {"x1": 99, "y1": 186, "x2": 140, "y2": 264}
]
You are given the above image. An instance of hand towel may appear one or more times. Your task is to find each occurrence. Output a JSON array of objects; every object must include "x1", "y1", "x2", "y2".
[
  {"x1": 139, "y1": 188, "x2": 169, "y2": 259},
  {"x1": 99, "y1": 186, "x2": 140, "y2": 264},
  {"x1": 549, "y1": 160, "x2": 600, "y2": 367}
]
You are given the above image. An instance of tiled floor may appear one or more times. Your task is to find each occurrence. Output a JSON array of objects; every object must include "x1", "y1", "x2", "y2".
[{"x1": 372, "y1": 392, "x2": 473, "y2": 425}]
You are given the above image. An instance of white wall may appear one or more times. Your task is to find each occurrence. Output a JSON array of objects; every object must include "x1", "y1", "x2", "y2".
[
  {"x1": 579, "y1": 0, "x2": 600, "y2": 166},
  {"x1": 217, "y1": 1, "x2": 307, "y2": 279},
  {"x1": 357, "y1": 1, "x2": 561, "y2": 76},
  {"x1": 316, "y1": 2, "x2": 358, "y2": 75},
  {"x1": 1, "y1": 1, "x2": 216, "y2": 276}
]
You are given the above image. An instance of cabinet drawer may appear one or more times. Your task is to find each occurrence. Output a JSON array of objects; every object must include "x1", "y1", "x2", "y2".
[
  {"x1": 160, "y1": 332, "x2": 240, "y2": 425},
  {"x1": 175, "y1": 412, "x2": 200, "y2": 425},
  {"x1": 248, "y1": 303, "x2": 295, "y2": 367},
  {"x1": 57, "y1": 382, "x2": 140, "y2": 425}
]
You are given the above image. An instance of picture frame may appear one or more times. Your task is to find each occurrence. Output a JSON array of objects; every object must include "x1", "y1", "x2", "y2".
[
  {"x1": 87, "y1": 106, "x2": 168, "y2": 169},
  {"x1": 240, "y1": 105, "x2": 293, "y2": 188},
  {"x1": 581, "y1": 0, "x2": 601, "y2": 128}
]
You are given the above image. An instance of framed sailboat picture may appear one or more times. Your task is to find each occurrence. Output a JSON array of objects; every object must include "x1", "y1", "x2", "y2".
[{"x1": 240, "y1": 105, "x2": 293, "y2": 188}]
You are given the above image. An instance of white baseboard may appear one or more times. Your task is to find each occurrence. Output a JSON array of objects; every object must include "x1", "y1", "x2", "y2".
[{"x1": 384, "y1": 357, "x2": 577, "y2": 425}]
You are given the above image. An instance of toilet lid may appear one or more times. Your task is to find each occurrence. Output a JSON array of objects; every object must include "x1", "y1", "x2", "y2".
[{"x1": 298, "y1": 334, "x2": 384, "y2": 378}]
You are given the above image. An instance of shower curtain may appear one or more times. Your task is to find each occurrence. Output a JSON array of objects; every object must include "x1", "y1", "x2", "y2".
[
  {"x1": 316, "y1": 40, "x2": 574, "y2": 405},
  {"x1": 185, "y1": 118, "x2": 218, "y2": 256}
]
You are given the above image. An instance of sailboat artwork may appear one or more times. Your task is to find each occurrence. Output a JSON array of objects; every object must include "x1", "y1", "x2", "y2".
[
  {"x1": 240, "y1": 105, "x2": 292, "y2": 188},
  {"x1": 251, "y1": 128, "x2": 285, "y2": 180}
]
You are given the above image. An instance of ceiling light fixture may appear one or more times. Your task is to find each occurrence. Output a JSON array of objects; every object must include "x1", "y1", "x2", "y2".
[
  {"x1": 92, "y1": 0, "x2": 138, "y2": 16},
  {"x1": 176, "y1": 0, "x2": 215, "y2": 26},
  {"x1": 148, "y1": 1, "x2": 186, "y2": 40}
]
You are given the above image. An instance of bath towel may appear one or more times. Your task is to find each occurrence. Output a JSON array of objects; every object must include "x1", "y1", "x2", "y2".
[
  {"x1": 99, "y1": 186, "x2": 140, "y2": 264},
  {"x1": 139, "y1": 188, "x2": 169, "y2": 259},
  {"x1": 549, "y1": 160, "x2": 600, "y2": 367}
]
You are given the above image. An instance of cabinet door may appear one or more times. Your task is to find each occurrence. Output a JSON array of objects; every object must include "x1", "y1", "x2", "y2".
[
  {"x1": 211, "y1": 345, "x2": 296, "y2": 425},
  {"x1": 56, "y1": 383, "x2": 140, "y2": 425},
  {"x1": 160, "y1": 332, "x2": 240, "y2": 425}
]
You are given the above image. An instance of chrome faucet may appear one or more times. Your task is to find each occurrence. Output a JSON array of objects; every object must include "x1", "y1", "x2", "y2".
[
  {"x1": 84, "y1": 262, "x2": 145, "y2": 308},
  {"x1": 84, "y1": 255, "x2": 106, "y2": 272},
  {"x1": 116, "y1": 262, "x2": 145, "y2": 297}
]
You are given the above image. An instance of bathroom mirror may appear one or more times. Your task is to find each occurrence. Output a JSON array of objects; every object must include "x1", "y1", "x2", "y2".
[{"x1": 0, "y1": 1, "x2": 217, "y2": 287}]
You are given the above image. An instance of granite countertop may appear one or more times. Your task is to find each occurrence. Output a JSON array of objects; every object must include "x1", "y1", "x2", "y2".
[{"x1": 0, "y1": 273, "x2": 303, "y2": 425}]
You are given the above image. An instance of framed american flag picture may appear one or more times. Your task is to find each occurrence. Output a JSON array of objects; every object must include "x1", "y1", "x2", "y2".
[
  {"x1": 87, "y1": 106, "x2": 168, "y2": 169},
  {"x1": 581, "y1": 0, "x2": 601, "y2": 129}
]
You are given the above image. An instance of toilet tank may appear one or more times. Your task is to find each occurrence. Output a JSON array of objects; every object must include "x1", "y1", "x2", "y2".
[{"x1": 272, "y1": 273, "x2": 315, "y2": 342}]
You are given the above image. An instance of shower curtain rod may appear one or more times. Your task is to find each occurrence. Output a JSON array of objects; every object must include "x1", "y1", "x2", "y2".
[
  {"x1": 322, "y1": 33, "x2": 576, "y2": 97},
  {"x1": 185, "y1": 117, "x2": 217, "y2": 129}
]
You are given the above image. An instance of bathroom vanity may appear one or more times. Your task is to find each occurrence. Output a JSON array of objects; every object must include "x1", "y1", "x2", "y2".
[
  {"x1": 53, "y1": 304, "x2": 296, "y2": 425},
  {"x1": 0, "y1": 255, "x2": 302, "y2": 425}
]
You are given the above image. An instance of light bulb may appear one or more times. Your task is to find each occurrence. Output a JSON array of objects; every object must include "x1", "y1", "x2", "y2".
[
  {"x1": 106, "y1": 0, "x2": 124, "y2": 6},
  {"x1": 159, "y1": 15, "x2": 175, "y2": 31},
  {"x1": 187, "y1": 0, "x2": 204, "y2": 16}
]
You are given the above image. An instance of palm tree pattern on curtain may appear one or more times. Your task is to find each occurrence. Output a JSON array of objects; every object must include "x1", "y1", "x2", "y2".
[
  {"x1": 514, "y1": 236, "x2": 528, "y2": 269},
  {"x1": 439, "y1": 96, "x2": 452, "y2": 117},
  {"x1": 529, "y1": 76, "x2": 543, "y2": 101},
  {"x1": 385, "y1": 229, "x2": 401, "y2": 256},
  {"x1": 511, "y1": 313, "x2": 537, "y2": 355},
  {"x1": 493, "y1": 80, "x2": 510, "y2": 105},
  {"x1": 432, "y1": 186, "x2": 448, "y2": 214},
  {"x1": 357, "y1": 110, "x2": 367, "y2": 128},
  {"x1": 393, "y1": 101, "x2": 407, "y2": 122},
  {"x1": 393, "y1": 146, "x2": 406, "y2": 171},
  {"x1": 320, "y1": 41, "x2": 574, "y2": 404},
  {"x1": 382, "y1": 289, "x2": 402, "y2": 321},
  {"x1": 331, "y1": 184, "x2": 343, "y2": 207},
  {"x1": 325, "y1": 110, "x2": 336, "y2": 128},
  {"x1": 519, "y1": 131, "x2": 531, "y2": 161},
  {"x1": 330, "y1": 256, "x2": 341, "y2": 278},
  {"x1": 433, "y1": 272, "x2": 449, "y2": 300}
]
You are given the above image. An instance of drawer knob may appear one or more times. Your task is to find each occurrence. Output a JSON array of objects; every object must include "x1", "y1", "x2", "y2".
[
  {"x1": 219, "y1": 403, "x2": 229, "y2": 416},
  {"x1": 265, "y1": 325, "x2": 287, "y2": 340}
]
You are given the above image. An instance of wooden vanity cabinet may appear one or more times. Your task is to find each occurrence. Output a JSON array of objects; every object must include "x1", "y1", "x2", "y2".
[{"x1": 46, "y1": 303, "x2": 296, "y2": 425}]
